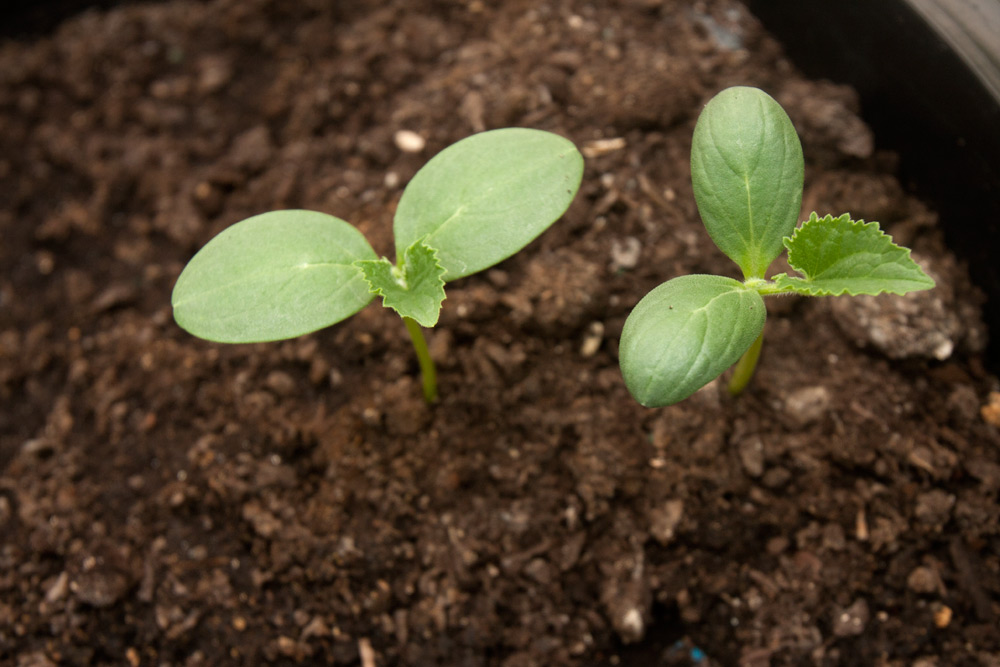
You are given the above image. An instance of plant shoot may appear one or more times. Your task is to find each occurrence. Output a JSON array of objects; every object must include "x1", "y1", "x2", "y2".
[
  {"x1": 619, "y1": 86, "x2": 935, "y2": 408},
  {"x1": 173, "y1": 128, "x2": 584, "y2": 402}
]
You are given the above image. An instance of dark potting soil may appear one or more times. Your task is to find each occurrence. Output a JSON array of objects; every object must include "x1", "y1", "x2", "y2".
[{"x1": 1, "y1": 1, "x2": 998, "y2": 665}]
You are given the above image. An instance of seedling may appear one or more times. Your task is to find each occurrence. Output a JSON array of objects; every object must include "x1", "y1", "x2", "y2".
[
  {"x1": 172, "y1": 128, "x2": 584, "y2": 402},
  {"x1": 619, "y1": 86, "x2": 935, "y2": 407}
]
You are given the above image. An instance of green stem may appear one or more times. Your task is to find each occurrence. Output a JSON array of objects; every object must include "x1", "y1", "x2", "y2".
[
  {"x1": 743, "y1": 278, "x2": 790, "y2": 297},
  {"x1": 728, "y1": 331, "x2": 764, "y2": 397},
  {"x1": 402, "y1": 316, "x2": 438, "y2": 404}
]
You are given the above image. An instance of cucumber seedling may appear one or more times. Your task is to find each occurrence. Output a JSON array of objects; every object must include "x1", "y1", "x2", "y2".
[
  {"x1": 172, "y1": 128, "x2": 584, "y2": 403},
  {"x1": 619, "y1": 86, "x2": 935, "y2": 408}
]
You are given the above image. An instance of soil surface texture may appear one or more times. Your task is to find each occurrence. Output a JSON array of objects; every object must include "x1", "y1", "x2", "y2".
[{"x1": 1, "y1": 1, "x2": 998, "y2": 665}]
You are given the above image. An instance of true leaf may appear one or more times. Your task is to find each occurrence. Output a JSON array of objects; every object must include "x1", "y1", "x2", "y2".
[
  {"x1": 691, "y1": 86, "x2": 804, "y2": 279},
  {"x1": 356, "y1": 241, "x2": 447, "y2": 327},
  {"x1": 773, "y1": 213, "x2": 936, "y2": 296},
  {"x1": 393, "y1": 127, "x2": 584, "y2": 281},
  {"x1": 619, "y1": 274, "x2": 766, "y2": 408},
  {"x1": 171, "y1": 210, "x2": 377, "y2": 343}
]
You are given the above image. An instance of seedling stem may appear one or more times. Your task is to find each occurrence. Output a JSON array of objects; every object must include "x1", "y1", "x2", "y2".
[
  {"x1": 403, "y1": 316, "x2": 438, "y2": 403},
  {"x1": 727, "y1": 331, "x2": 763, "y2": 397}
]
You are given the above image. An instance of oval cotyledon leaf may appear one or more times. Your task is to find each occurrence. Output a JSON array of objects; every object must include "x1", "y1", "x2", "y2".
[
  {"x1": 172, "y1": 210, "x2": 377, "y2": 343},
  {"x1": 691, "y1": 86, "x2": 804, "y2": 279},
  {"x1": 619, "y1": 274, "x2": 766, "y2": 407},
  {"x1": 393, "y1": 128, "x2": 584, "y2": 281}
]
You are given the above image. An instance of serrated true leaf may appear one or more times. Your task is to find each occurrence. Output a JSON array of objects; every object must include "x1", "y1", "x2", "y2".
[
  {"x1": 619, "y1": 274, "x2": 766, "y2": 408},
  {"x1": 691, "y1": 86, "x2": 804, "y2": 279},
  {"x1": 172, "y1": 210, "x2": 377, "y2": 343},
  {"x1": 356, "y1": 241, "x2": 446, "y2": 327},
  {"x1": 773, "y1": 213, "x2": 936, "y2": 296},
  {"x1": 393, "y1": 128, "x2": 584, "y2": 281}
]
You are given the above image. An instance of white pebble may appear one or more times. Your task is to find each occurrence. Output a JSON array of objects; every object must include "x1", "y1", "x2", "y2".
[{"x1": 394, "y1": 130, "x2": 426, "y2": 153}]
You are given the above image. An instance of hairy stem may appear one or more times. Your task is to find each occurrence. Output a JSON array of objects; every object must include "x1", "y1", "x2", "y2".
[
  {"x1": 403, "y1": 316, "x2": 438, "y2": 404},
  {"x1": 728, "y1": 331, "x2": 764, "y2": 397}
]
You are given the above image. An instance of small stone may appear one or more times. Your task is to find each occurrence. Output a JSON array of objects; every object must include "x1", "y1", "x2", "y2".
[
  {"x1": 197, "y1": 55, "x2": 233, "y2": 94},
  {"x1": 737, "y1": 436, "x2": 765, "y2": 477},
  {"x1": 603, "y1": 576, "x2": 650, "y2": 643},
  {"x1": 933, "y1": 604, "x2": 952, "y2": 628},
  {"x1": 906, "y1": 566, "x2": 940, "y2": 594},
  {"x1": 981, "y1": 391, "x2": 1000, "y2": 427},
  {"x1": 828, "y1": 262, "x2": 982, "y2": 360},
  {"x1": 914, "y1": 489, "x2": 955, "y2": 526},
  {"x1": 523, "y1": 558, "x2": 553, "y2": 584},
  {"x1": 766, "y1": 536, "x2": 789, "y2": 555},
  {"x1": 277, "y1": 635, "x2": 299, "y2": 656},
  {"x1": 783, "y1": 386, "x2": 830, "y2": 427},
  {"x1": 71, "y1": 567, "x2": 129, "y2": 608},
  {"x1": 832, "y1": 598, "x2": 869, "y2": 637},
  {"x1": 36, "y1": 250, "x2": 55, "y2": 274},
  {"x1": 579, "y1": 321, "x2": 604, "y2": 358},
  {"x1": 361, "y1": 406, "x2": 381, "y2": 426},
  {"x1": 648, "y1": 499, "x2": 684, "y2": 545},
  {"x1": 394, "y1": 129, "x2": 425, "y2": 153},
  {"x1": 610, "y1": 237, "x2": 641, "y2": 271},
  {"x1": 619, "y1": 608, "x2": 644, "y2": 640},
  {"x1": 265, "y1": 370, "x2": 296, "y2": 397}
]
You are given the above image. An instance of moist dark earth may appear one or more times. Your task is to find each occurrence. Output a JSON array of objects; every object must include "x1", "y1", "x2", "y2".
[{"x1": 1, "y1": 1, "x2": 999, "y2": 665}]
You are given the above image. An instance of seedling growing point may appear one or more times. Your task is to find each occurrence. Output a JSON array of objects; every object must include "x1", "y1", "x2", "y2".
[
  {"x1": 620, "y1": 87, "x2": 935, "y2": 408},
  {"x1": 172, "y1": 128, "x2": 584, "y2": 402}
]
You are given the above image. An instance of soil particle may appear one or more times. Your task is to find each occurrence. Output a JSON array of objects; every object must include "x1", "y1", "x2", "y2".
[
  {"x1": 914, "y1": 489, "x2": 957, "y2": 528},
  {"x1": 831, "y1": 598, "x2": 870, "y2": 637},
  {"x1": 907, "y1": 564, "x2": 946, "y2": 595},
  {"x1": 781, "y1": 385, "x2": 831, "y2": 428},
  {"x1": 648, "y1": 498, "x2": 685, "y2": 546}
]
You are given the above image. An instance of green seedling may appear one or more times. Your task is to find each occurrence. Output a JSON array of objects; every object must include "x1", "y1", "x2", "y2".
[
  {"x1": 172, "y1": 128, "x2": 584, "y2": 402},
  {"x1": 620, "y1": 86, "x2": 935, "y2": 408}
]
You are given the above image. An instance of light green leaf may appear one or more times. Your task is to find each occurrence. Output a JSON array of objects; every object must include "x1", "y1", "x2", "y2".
[
  {"x1": 356, "y1": 241, "x2": 447, "y2": 327},
  {"x1": 773, "y1": 213, "x2": 936, "y2": 296},
  {"x1": 691, "y1": 86, "x2": 804, "y2": 279},
  {"x1": 172, "y1": 210, "x2": 377, "y2": 343},
  {"x1": 619, "y1": 274, "x2": 766, "y2": 408},
  {"x1": 393, "y1": 128, "x2": 584, "y2": 281}
]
